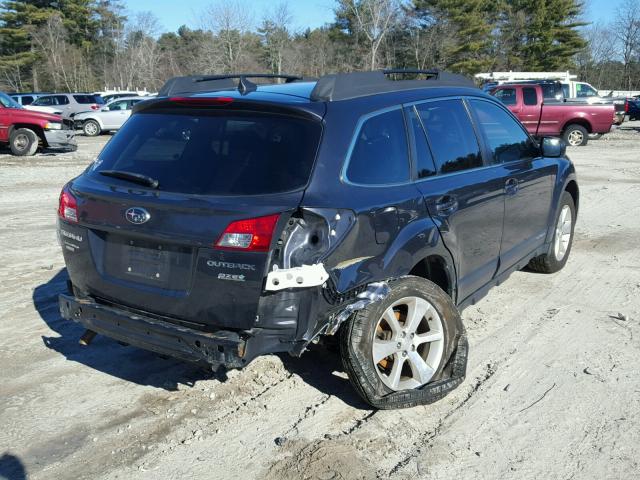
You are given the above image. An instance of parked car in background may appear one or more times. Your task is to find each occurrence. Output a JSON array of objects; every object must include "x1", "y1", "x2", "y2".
[
  {"x1": 491, "y1": 83, "x2": 615, "y2": 146},
  {"x1": 26, "y1": 93, "x2": 104, "y2": 119},
  {"x1": 74, "y1": 96, "x2": 146, "y2": 136},
  {"x1": 100, "y1": 92, "x2": 138, "y2": 103},
  {"x1": 57, "y1": 70, "x2": 578, "y2": 409},
  {"x1": 0, "y1": 91, "x2": 76, "y2": 155},
  {"x1": 625, "y1": 98, "x2": 640, "y2": 121},
  {"x1": 10, "y1": 92, "x2": 50, "y2": 106}
]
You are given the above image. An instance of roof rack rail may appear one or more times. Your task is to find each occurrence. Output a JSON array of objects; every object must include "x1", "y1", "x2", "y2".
[
  {"x1": 158, "y1": 73, "x2": 304, "y2": 97},
  {"x1": 310, "y1": 69, "x2": 476, "y2": 102}
]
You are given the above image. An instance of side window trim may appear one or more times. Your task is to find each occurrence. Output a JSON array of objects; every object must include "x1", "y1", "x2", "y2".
[
  {"x1": 404, "y1": 104, "x2": 436, "y2": 181},
  {"x1": 341, "y1": 105, "x2": 412, "y2": 187}
]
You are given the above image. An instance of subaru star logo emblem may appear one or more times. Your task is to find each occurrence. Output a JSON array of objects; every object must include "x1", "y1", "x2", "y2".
[{"x1": 125, "y1": 207, "x2": 150, "y2": 225}]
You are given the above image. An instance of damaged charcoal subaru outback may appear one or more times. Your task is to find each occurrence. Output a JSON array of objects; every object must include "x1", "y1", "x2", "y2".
[{"x1": 57, "y1": 70, "x2": 578, "y2": 409}]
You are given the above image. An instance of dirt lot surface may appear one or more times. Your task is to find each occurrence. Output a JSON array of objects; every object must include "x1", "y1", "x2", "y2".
[{"x1": 1, "y1": 127, "x2": 639, "y2": 480}]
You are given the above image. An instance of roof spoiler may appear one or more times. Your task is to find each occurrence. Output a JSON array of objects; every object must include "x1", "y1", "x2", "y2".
[
  {"x1": 310, "y1": 69, "x2": 476, "y2": 102},
  {"x1": 157, "y1": 73, "x2": 307, "y2": 97}
]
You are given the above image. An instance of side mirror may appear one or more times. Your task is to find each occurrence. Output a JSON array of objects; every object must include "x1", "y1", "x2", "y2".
[
  {"x1": 102, "y1": 106, "x2": 110, "y2": 111},
  {"x1": 541, "y1": 137, "x2": 566, "y2": 158}
]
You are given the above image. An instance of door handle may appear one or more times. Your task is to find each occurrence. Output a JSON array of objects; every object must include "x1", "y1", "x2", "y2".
[
  {"x1": 435, "y1": 195, "x2": 458, "y2": 216},
  {"x1": 505, "y1": 178, "x2": 519, "y2": 195}
]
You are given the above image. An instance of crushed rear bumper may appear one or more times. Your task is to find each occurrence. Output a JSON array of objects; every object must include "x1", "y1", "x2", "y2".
[{"x1": 59, "y1": 294, "x2": 247, "y2": 368}]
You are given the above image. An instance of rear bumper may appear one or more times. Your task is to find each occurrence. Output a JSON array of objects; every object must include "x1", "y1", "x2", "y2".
[
  {"x1": 44, "y1": 129, "x2": 77, "y2": 151},
  {"x1": 59, "y1": 293, "x2": 248, "y2": 368}
]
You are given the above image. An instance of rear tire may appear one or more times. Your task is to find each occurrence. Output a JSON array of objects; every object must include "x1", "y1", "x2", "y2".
[
  {"x1": 563, "y1": 124, "x2": 588, "y2": 146},
  {"x1": 9, "y1": 128, "x2": 39, "y2": 156},
  {"x1": 83, "y1": 120, "x2": 101, "y2": 137},
  {"x1": 528, "y1": 191, "x2": 576, "y2": 273},
  {"x1": 340, "y1": 276, "x2": 460, "y2": 409}
]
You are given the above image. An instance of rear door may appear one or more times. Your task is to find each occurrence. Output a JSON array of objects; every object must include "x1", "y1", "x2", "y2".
[
  {"x1": 467, "y1": 99, "x2": 555, "y2": 272},
  {"x1": 63, "y1": 108, "x2": 322, "y2": 330},
  {"x1": 409, "y1": 99, "x2": 505, "y2": 302}
]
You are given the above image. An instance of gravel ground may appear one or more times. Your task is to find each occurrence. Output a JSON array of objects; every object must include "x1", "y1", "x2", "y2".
[{"x1": 1, "y1": 126, "x2": 639, "y2": 480}]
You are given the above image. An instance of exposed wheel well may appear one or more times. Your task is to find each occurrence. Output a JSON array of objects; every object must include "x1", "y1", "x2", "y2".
[
  {"x1": 9, "y1": 124, "x2": 46, "y2": 145},
  {"x1": 563, "y1": 119, "x2": 591, "y2": 134},
  {"x1": 565, "y1": 180, "x2": 579, "y2": 213},
  {"x1": 409, "y1": 255, "x2": 452, "y2": 297}
]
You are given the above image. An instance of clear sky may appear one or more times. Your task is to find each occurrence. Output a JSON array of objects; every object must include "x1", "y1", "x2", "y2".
[{"x1": 121, "y1": 0, "x2": 621, "y2": 34}]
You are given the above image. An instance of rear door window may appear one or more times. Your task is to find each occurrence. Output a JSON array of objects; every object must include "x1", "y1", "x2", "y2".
[
  {"x1": 415, "y1": 99, "x2": 483, "y2": 174},
  {"x1": 55, "y1": 95, "x2": 69, "y2": 105},
  {"x1": 346, "y1": 108, "x2": 410, "y2": 185},
  {"x1": 90, "y1": 112, "x2": 322, "y2": 196},
  {"x1": 469, "y1": 100, "x2": 539, "y2": 163},
  {"x1": 523, "y1": 88, "x2": 537, "y2": 105},
  {"x1": 493, "y1": 88, "x2": 516, "y2": 106}
]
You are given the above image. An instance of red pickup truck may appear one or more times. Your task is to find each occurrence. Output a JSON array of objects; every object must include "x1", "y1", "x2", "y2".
[
  {"x1": 0, "y1": 91, "x2": 76, "y2": 156},
  {"x1": 491, "y1": 83, "x2": 615, "y2": 146}
]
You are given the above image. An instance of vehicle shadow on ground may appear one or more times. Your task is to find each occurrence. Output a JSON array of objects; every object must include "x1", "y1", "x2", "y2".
[
  {"x1": 0, "y1": 453, "x2": 26, "y2": 480},
  {"x1": 33, "y1": 268, "x2": 369, "y2": 408}
]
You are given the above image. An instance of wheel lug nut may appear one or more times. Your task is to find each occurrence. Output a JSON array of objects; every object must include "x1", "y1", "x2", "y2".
[
  {"x1": 402, "y1": 351, "x2": 407, "y2": 357},
  {"x1": 396, "y1": 343, "x2": 402, "y2": 349},
  {"x1": 411, "y1": 345, "x2": 416, "y2": 351},
  {"x1": 401, "y1": 332, "x2": 406, "y2": 338},
  {"x1": 410, "y1": 333, "x2": 415, "y2": 338}
]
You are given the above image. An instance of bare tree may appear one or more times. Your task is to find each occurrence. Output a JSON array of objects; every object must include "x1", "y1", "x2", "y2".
[
  {"x1": 260, "y1": 2, "x2": 293, "y2": 75},
  {"x1": 343, "y1": 0, "x2": 401, "y2": 70},
  {"x1": 613, "y1": 0, "x2": 640, "y2": 90},
  {"x1": 202, "y1": 0, "x2": 254, "y2": 72}
]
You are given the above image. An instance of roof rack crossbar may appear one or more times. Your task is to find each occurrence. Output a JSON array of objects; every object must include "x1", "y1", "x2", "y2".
[{"x1": 310, "y1": 69, "x2": 475, "y2": 102}]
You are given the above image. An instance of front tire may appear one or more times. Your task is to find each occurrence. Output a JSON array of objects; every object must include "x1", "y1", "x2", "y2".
[
  {"x1": 563, "y1": 124, "x2": 589, "y2": 146},
  {"x1": 9, "y1": 128, "x2": 39, "y2": 156},
  {"x1": 528, "y1": 191, "x2": 576, "y2": 273},
  {"x1": 83, "y1": 120, "x2": 101, "y2": 137},
  {"x1": 340, "y1": 276, "x2": 460, "y2": 409}
]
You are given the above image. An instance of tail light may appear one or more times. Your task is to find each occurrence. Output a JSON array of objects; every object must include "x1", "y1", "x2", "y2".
[
  {"x1": 90, "y1": 104, "x2": 99, "y2": 110},
  {"x1": 216, "y1": 214, "x2": 280, "y2": 252},
  {"x1": 625, "y1": 100, "x2": 629, "y2": 113},
  {"x1": 58, "y1": 186, "x2": 78, "y2": 223}
]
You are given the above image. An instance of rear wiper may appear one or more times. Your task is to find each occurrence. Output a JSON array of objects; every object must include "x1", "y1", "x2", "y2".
[{"x1": 99, "y1": 170, "x2": 159, "y2": 189}]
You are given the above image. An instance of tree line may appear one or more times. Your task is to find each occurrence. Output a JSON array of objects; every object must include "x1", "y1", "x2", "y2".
[{"x1": 0, "y1": 0, "x2": 639, "y2": 94}]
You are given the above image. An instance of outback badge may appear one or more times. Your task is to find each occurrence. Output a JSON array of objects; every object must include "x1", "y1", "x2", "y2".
[{"x1": 125, "y1": 207, "x2": 150, "y2": 225}]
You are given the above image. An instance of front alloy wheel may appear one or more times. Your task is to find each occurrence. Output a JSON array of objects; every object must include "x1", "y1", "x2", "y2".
[{"x1": 553, "y1": 205, "x2": 573, "y2": 262}]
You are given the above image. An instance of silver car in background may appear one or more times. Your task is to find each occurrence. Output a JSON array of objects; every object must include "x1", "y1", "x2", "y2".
[{"x1": 74, "y1": 96, "x2": 146, "y2": 136}]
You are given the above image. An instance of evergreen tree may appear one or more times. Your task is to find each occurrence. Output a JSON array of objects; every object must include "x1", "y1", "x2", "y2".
[
  {"x1": 509, "y1": 0, "x2": 587, "y2": 70},
  {"x1": 413, "y1": 0, "x2": 497, "y2": 74}
]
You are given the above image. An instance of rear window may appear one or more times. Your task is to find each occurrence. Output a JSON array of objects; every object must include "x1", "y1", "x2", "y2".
[
  {"x1": 90, "y1": 112, "x2": 321, "y2": 196},
  {"x1": 74, "y1": 94, "x2": 102, "y2": 104}
]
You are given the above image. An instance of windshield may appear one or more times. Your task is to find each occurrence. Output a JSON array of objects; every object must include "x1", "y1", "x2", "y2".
[
  {"x1": 89, "y1": 111, "x2": 322, "y2": 196},
  {"x1": 0, "y1": 92, "x2": 23, "y2": 109}
]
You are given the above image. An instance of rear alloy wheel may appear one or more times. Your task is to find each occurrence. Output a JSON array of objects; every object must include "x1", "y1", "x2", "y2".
[
  {"x1": 372, "y1": 297, "x2": 444, "y2": 391},
  {"x1": 340, "y1": 276, "x2": 460, "y2": 409},
  {"x1": 83, "y1": 120, "x2": 101, "y2": 137},
  {"x1": 9, "y1": 128, "x2": 39, "y2": 156},
  {"x1": 563, "y1": 124, "x2": 589, "y2": 147}
]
